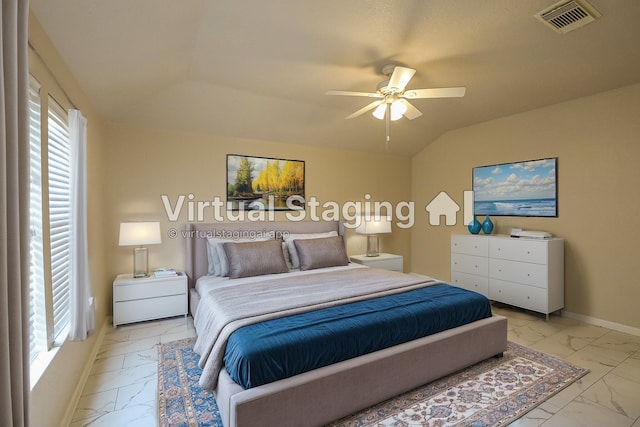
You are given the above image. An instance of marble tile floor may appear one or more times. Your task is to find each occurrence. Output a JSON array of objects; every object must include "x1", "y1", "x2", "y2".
[{"x1": 69, "y1": 305, "x2": 640, "y2": 426}]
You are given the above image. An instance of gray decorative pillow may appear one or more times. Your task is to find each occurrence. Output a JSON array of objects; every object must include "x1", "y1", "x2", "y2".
[
  {"x1": 283, "y1": 231, "x2": 338, "y2": 269},
  {"x1": 223, "y1": 240, "x2": 289, "y2": 279},
  {"x1": 293, "y1": 236, "x2": 349, "y2": 271}
]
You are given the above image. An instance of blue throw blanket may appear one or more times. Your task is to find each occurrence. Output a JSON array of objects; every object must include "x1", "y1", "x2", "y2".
[{"x1": 224, "y1": 283, "x2": 492, "y2": 388}]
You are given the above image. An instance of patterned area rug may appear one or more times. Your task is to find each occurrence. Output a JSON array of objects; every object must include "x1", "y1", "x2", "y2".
[{"x1": 157, "y1": 338, "x2": 588, "y2": 427}]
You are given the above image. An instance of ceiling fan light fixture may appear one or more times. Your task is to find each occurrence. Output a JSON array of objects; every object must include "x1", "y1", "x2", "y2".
[
  {"x1": 372, "y1": 103, "x2": 387, "y2": 120},
  {"x1": 390, "y1": 100, "x2": 407, "y2": 121}
]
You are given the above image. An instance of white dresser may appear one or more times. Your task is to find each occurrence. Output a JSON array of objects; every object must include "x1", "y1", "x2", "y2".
[{"x1": 451, "y1": 234, "x2": 564, "y2": 318}]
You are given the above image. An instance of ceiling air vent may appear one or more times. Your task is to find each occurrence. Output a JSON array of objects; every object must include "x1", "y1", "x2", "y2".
[{"x1": 535, "y1": 0, "x2": 601, "y2": 34}]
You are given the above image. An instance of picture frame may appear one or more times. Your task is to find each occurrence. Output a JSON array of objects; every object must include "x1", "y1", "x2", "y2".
[
  {"x1": 472, "y1": 157, "x2": 558, "y2": 217},
  {"x1": 226, "y1": 154, "x2": 305, "y2": 211}
]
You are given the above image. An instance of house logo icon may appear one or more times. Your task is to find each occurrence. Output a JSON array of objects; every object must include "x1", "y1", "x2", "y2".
[
  {"x1": 425, "y1": 190, "x2": 475, "y2": 226},
  {"x1": 425, "y1": 191, "x2": 460, "y2": 226}
]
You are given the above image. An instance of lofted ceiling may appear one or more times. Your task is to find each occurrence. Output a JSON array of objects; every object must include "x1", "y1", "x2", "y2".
[{"x1": 29, "y1": 0, "x2": 640, "y2": 156}]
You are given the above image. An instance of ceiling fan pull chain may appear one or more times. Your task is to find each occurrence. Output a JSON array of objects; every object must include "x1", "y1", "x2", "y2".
[{"x1": 385, "y1": 107, "x2": 391, "y2": 149}]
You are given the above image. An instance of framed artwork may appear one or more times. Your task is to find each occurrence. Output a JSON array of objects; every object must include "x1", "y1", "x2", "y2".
[
  {"x1": 473, "y1": 157, "x2": 558, "y2": 217},
  {"x1": 226, "y1": 154, "x2": 305, "y2": 211}
]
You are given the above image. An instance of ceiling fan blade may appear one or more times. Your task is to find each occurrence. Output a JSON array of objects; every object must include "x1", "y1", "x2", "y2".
[
  {"x1": 387, "y1": 66, "x2": 416, "y2": 92},
  {"x1": 325, "y1": 90, "x2": 382, "y2": 98},
  {"x1": 399, "y1": 99, "x2": 423, "y2": 120},
  {"x1": 402, "y1": 87, "x2": 466, "y2": 99},
  {"x1": 345, "y1": 100, "x2": 383, "y2": 119}
]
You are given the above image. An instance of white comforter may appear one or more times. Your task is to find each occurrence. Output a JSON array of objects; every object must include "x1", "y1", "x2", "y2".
[{"x1": 192, "y1": 266, "x2": 440, "y2": 390}]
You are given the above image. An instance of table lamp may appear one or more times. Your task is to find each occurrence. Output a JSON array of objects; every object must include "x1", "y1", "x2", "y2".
[
  {"x1": 355, "y1": 215, "x2": 391, "y2": 257},
  {"x1": 119, "y1": 221, "x2": 161, "y2": 277}
]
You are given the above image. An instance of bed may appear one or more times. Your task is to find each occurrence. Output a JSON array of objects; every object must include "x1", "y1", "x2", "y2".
[{"x1": 185, "y1": 221, "x2": 507, "y2": 427}]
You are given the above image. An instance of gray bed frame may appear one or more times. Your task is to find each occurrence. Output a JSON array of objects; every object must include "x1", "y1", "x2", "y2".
[{"x1": 185, "y1": 221, "x2": 508, "y2": 427}]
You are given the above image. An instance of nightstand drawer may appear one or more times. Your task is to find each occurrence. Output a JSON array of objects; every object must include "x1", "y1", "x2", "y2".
[
  {"x1": 350, "y1": 253, "x2": 403, "y2": 272},
  {"x1": 114, "y1": 294, "x2": 187, "y2": 325},
  {"x1": 113, "y1": 272, "x2": 188, "y2": 327},
  {"x1": 364, "y1": 258, "x2": 403, "y2": 271},
  {"x1": 114, "y1": 280, "x2": 186, "y2": 302}
]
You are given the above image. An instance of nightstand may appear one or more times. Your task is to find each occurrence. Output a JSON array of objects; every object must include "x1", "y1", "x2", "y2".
[
  {"x1": 113, "y1": 272, "x2": 188, "y2": 327},
  {"x1": 350, "y1": 253, "x2": 403, "y2": 272}
]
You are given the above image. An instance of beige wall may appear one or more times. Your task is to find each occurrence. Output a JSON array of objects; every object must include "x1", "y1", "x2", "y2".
[
  {"x1": 104, "y1": 124, "x2": 413, "y2": 280},
  {"x1": 29, "y1": 14, "x2": 109, "y2": 427},
  {"x1": 412, "y1": 82, "x2": 640, "y2": 329}
]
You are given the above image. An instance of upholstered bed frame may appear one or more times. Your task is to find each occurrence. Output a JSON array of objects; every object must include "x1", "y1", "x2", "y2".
[{"x1": 185, "y1": 221, "x2": 508, "y2": 427}]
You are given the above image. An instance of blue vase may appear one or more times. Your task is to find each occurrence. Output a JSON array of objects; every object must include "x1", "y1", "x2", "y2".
[
  {"x1": 468, "y1": 217, "x2": 481, "y2": 234},
  {"x1": 482, "y1": 215, "x2": 494, "y2": 234}
]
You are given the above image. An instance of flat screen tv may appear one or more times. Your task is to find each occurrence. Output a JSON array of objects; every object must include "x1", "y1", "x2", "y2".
[{"x1": 472, "y1": 157, "x2": 558, "y2": 217}]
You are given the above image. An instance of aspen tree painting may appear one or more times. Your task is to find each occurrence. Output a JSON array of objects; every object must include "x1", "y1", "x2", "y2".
[{"x1": 227, "y1": 154, "x2": 305, "y2": 210}]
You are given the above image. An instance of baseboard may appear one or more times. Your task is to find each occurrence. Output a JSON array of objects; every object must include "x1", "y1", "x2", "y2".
[
  {"x1": 562, "y1": 310, "x2": 640, "y2": 337},
  {"x1": 59, "y1": 318, "x2": 110, "y2": 427}
]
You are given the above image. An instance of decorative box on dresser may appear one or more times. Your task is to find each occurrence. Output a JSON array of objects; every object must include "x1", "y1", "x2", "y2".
[
  {"x1": 350, "y1": 253, "x2": 403, "y2": 272},
  {"x1": 113, "y1": 272, "x2": 188, "y2": 327},
  {"x1": 451, "y1": 234, "x2": 564, "y2": 319}
]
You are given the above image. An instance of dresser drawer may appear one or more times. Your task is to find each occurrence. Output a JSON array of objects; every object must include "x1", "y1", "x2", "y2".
[
  {"x1": 489, "y1": 259, "x2": 548, "y2": 288},
  {"x1": 489, "y1": 279, "x2": 547, "y2": 313},
  {"x1": 451, "y1": 235, "x2": 488, "y2": 257},
  {"x1": 489, "y1": 238, "x2": 547, "y2": 264},
  {"x1": 450, "y1": 271, "x2": 489, "y2": 296},
  {"x1": 114, "y1": 294, "x2": 187, "y2": 325},
  {"x1": 451, "y1": 253, "x2": 489, "y2": 277},
  {"x1": 114, "y1": 279, "x2": 186, "y2": 302}
]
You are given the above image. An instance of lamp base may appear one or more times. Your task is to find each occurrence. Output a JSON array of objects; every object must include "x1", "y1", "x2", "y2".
[
  {"x1": 366, "y1": 235, "x2": 380, "y2": 257},
  {"x1": 133, "y1": 247, "x2": 149, "y2": 278}
]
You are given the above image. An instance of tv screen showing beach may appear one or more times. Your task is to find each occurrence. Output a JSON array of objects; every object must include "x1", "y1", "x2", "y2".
[{"x1": 472, "y1": 158, "x2": 557, "y2": 217}]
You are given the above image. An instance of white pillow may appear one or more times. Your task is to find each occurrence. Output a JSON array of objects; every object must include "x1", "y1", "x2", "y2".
[
  {"x1": 283, "y1": 231, "x2": 339, "y2": 269},
  {"x1": 206, "y1": 234, "x2": 273, "y2": 276}
]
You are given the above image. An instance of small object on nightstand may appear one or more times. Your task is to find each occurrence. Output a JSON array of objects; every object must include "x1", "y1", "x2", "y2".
[
  {"x1": 154, "y1": 268, "x2": 177, "y2": 277},
  {"x1": 350, "y1": 253, "x2": 403, "y2": 272}
]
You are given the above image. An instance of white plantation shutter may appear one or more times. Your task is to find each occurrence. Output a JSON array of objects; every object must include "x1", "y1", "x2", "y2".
[
  {"x1": 47, "y1": 97, "x2": 71, "y2": 340},
  {"x1": 29, "y1": 82, "x2": 46, "y2": 362},
  {"x1": 28, "y1": 80, "x2": 73, "y2": 363}
]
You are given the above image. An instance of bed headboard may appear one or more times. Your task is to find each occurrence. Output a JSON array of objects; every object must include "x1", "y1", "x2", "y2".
[{"x1": 184, "y1": 220, "x2": 346, "y2": 289}]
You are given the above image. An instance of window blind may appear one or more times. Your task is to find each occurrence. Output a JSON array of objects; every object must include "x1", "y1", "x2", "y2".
[
  {"x1": 47, "y1": 96, "x2": 71, "y2": 340},
  {"x1": 28, "y1": 82, "x2": 46, "y2": 362}
]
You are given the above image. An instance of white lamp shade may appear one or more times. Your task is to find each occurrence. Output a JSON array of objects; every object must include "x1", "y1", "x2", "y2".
[
  {"x1": 119, "y1": 221, "x2": 161, "y2": 246},
  {"x1": 390, "y1": 100, "x2": 407, "y2": 121},
  {"x1": 372, "y1": 103, "x2": 387, "y2": 120},
  {"x1": 355, "y1": 216, "x2": 392, "y2": 235}
]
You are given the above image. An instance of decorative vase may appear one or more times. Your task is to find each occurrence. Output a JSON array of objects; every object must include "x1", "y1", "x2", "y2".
[
  {"x1": 468, "y1": 217, "x2": 481, "y2": 234},
  {"x1": 482, "y1": 215, "x2": 494, "y2": 234}
]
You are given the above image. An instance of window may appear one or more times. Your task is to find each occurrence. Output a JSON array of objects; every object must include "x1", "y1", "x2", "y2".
[{"x1": 29, "y1": 77, "x2": 72, "y2": 363}]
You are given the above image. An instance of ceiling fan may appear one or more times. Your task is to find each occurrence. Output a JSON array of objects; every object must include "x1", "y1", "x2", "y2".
[{"x1": 326, "y1": 64, "x2": 466, "y2": 143}]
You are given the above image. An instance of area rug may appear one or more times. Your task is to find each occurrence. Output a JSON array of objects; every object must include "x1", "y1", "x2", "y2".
[{"x1": 157, "y1": 338, "x2": 588, "y2": 427}]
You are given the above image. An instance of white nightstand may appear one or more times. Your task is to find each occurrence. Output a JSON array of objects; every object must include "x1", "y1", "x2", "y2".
[
  {"x1": 350, "y1": 253, "x2": 403, "y2": 272},
  {"x1": 113, "y1": 272, "x2": 188, "y2": 327}
]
